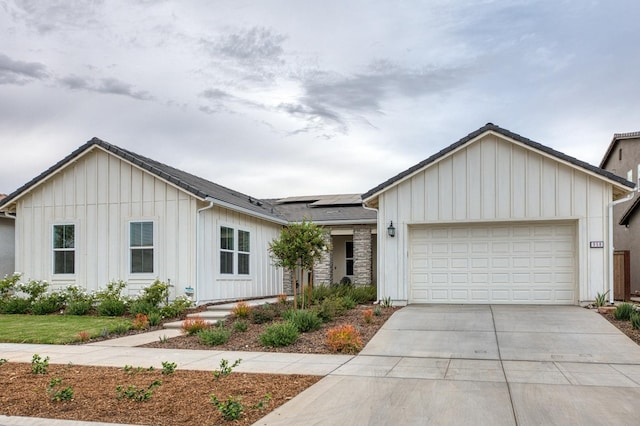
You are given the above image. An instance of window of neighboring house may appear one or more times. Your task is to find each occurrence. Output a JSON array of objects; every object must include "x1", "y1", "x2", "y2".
[
  {"x1": 628, "y1": 169, "x2": 633, "y2": 183},
  {"x1": 619, "y1": 148, "x2": 622, "y2": 161},
  {"x1": 53, "y1": 224, "x2": 75, "y2": 274},
  {"x1": 220, "y1": 226, "x2": 251, "y2": 275},
  {"x1": 130, "y1": 221, "x2": 154, "y2": 273},
  {"x1": 346, "y1": 241, "x2": 354, "y2": 276}
]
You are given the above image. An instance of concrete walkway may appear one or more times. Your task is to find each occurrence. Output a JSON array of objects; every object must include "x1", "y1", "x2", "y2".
[{"x1": 256, "y1": 305, "x2": 640, "y2": 426}]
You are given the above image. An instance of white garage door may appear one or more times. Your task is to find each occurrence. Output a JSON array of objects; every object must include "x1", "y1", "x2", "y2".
[{"x1": 409, "y1": 221, "x2": 576, "y2": 304}]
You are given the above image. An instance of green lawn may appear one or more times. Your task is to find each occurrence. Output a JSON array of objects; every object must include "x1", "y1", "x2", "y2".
[{"x1": 0, "y1": 315, "x2": 132, "y2": 344}]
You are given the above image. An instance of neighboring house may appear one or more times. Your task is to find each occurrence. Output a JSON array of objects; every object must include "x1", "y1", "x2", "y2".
[
  {"x1": 363, "y1": 123, "x2": 634, "y2": 305},
  {"x1": 0, "y1": 138, "x2": 287, "y2": 303},
  {"x1": 0, "y1": 194, "x2": 15, "y2": 279},
  {"x1": 270, "y1": 194, "x2": 377, "y2": 290},
  {"x1": 600, "y1": 131, "x2": 640, "y2": 296}
]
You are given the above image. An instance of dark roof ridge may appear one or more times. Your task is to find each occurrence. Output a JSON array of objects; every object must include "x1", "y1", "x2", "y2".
[{"x1": 363, "y1": 123, "x2": 634, "y2": 201}]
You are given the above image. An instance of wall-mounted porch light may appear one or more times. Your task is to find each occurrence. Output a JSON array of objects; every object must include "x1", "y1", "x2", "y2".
[{"x1": 387, "y1": 221, "x2": 396, "y2": 237}]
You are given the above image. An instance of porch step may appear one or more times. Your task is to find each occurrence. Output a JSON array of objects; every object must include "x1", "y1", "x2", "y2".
[{"x1": 162, "y1": 296, "x2": 285, "y2": 330}]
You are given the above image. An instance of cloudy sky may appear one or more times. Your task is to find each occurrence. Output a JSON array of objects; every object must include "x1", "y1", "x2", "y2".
[{"x1": 1, "y1": 0, "x2": 638, "y2": 199}]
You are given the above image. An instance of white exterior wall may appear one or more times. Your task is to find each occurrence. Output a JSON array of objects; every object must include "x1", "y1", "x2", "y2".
[
  {"x1": 14, "y1": 148, "x2": 198, "y2": 298},
  {"x1": 376, "y1": 134, "x2": 612, "y2": 304},
  {"x1": 0, "y1": 217, "x2": 15, "y2": 278},
  {"x1": 197, "y1": 205, "x2": 283, "y2": 303}
]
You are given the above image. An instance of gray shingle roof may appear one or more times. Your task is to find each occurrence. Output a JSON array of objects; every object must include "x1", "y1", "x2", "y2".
[
  {"x1": 0, "y1": 137, "x2": 286, "y2": 223},
  {"x1": 269, "y1": 195, "x2": 376, "y2": 223},
  {"x1": 363, "y1": 123, "x2": 635, "y2": 201}
]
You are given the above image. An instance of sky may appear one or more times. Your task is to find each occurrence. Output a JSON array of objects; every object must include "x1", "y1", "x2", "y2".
[{"x1": 0, "y1": 0, "x2": 639, "y2": 199}]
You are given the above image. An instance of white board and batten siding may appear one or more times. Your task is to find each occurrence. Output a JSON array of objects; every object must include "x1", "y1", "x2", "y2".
[
  {"x1": 377, "y1": 133, "x2": 611, "y2": 305},
  {"x1": 198, "y1": 205, "x2": 283, "y2": 303},
  {"x1": 15, "y1": 147, "x2": 198, "y2": 297}
]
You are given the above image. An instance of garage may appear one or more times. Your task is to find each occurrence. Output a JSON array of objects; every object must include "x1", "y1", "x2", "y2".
[
  {"x1": 363, "y1": 124, "x2": 635, "y2": 306},
  {"x1": 409, "y1": 221, "x2": 576, "y2": 304}
]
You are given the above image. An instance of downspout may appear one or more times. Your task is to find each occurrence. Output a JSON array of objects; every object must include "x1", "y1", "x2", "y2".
[
  {"x1": 195, "y1": 197, "x2": 215, "y2": 305},
  {"x1": 608, "y1": 190, "x2": 636, "y2": 304}
]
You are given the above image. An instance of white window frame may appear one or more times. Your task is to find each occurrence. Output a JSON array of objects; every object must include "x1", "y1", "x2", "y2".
[
  {"x1": 52, "y1": 223, "x2": 76, "y2": 275},
  {"x1": 219, "y1": 225, "x2": 252, "y2": 276},
  {"x1": 129, "y1": 220, "x2": 155, "y2": 275}
]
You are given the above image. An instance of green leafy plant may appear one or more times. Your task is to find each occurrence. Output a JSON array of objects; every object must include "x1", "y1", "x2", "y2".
[
  {"x1": 259, "y1": 322, "x2": 300, "y2": 347},
  {"x1": 594, "y1": 290, "x2": 610, "y2": 308},
  {"x1": 250, "y1": 305, "x2": 276, "y2": 324},
  {"x1": 158, "y1": 335, "x2": 169, "y2": 344},
  {"x1": 326, "y1": 324, "x2": 363, "y2": 354},
  {"x1": 31, "y1": 291, "x2": 67, "y2": 315},
  {"x1": 614, "y1": 303, "x2": 634, "y2": 321},
  {"x1": 123, "y1": 365, "x2": 155, "y2": 375},
  {"x1": 116, "y1": 380, "x2": 162, "y2": 402},
  {"x1": 252, "y1": 393, "x2": 272, "y2": 410},
  {"x1": 233, "y1": 320, "x2": 249, "y2": 332},
  {"x1": 65, "y1": 300, "x2": 93, "y2": 316},
  {"x1": 19, "y1": 280, "x2": 49, "y2": 302},
  {"x1": 198, "y1": 326, "x2": 231, "y2": 346},
  {"x1": 128, "y1": 300, "x2": 157, "y2": 317},
  {"x1": 161, "y1": 361, "x2": 177, "y2": 375},
  {"x1": 0, "y1": 358, "x2": 7, "y2": 366},
  {"x1": 631, "y1": 312, "x2": 640, "y2": 329},
  {"x1": 148, "y1": 311, "x2": 162, "y2": 327},
  {"x1": 0, "y1": 296, "x2": 31, "y2": 314},
  {"x1": 210, "y1": 394, "x2": 244, "y2": 420},
  {"x1": 97, "y1": 299, "x2": 127, "y2": 317},
  {"x1": 160, "y1": 296, "x2": 192, "y2": 318},
  {"x1": 373, "y1": 306, "x2": 382, "y2": 316},
  {"x1": 47, "y1": 377, "x2": 74, "y2": 401},
  {"x1": 0, "y1": 272, "x2": 21, "y2": 299},
  {"x1": 181, "y1": 316, "x2": 209, "y2": 335},
  {"x1": 340, "y1": 295, "x2": 357, "y2": 310},
  {"x1": 213, "y1": 358, "x2": 242, "y2": 381},
  {"x1": 111, "y1": 321, "x2": 132, "y2": 334},
  {"x1": 138, "y1": 280, "x2": 170, "y2": 308},
  {"x1": 288, "y1": 309, "x2": 322, "y2": 332},
  {"x1": 31, "y1": 353, "x2": 49, "y2": 374}
]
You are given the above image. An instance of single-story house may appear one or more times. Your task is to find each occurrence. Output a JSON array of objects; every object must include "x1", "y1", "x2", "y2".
[
  {"x1": 363, "y1": 123, "x2": 635, "y2": 305},
  {"x1": 599, "y1": 131, "x2": 640, "y2": 296},
  {"x1": 0, "y1": 138, "x2": 287, "y2": 303},
  {"x1": 270, "y1": 194, "x2": 377, "y2": 290},
  {"x1": 0, "y1": 194, "x2": 15, "y2": 279}
]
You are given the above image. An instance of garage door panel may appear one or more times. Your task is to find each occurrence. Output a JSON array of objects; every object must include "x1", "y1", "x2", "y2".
[{"x1": 409, "y1": 221, "x2": 576, "y2": 304}]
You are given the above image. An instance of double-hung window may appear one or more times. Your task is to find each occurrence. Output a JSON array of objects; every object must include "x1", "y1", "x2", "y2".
[
  {"x1": 53, "y1": 224, "x2": 75, "y2": 274},
  {"x1": 220, "y1": 226, "x2": 250, "y2": 275},
  {"x1": 346, "y1": 241, "x2": 354, "y2": 276},
  {"x1": 130, "y1": 221, "x2": 154, "y2": 273}
]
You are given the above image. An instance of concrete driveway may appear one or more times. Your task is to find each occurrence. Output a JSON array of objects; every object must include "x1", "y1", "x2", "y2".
[{"x1": 255, "y1": 305, "x2": 640, "y2": 425}]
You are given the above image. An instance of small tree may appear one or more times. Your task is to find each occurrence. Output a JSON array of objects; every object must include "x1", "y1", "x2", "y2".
[{"x1": 269, "y1": 219, "x2": 328, "y2": 309}]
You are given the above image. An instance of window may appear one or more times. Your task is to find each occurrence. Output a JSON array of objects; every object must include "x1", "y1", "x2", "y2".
[
  {"x1": 628, "y1": 169, "x2": 633, "y2": 183},
  {"x1": 53, "y1": 224, "x2": 75, "y2": 274},
  {"x1": 130, "y1": 221, "x2": 154, "y2": 273},
  {"x1": 346, "y1": 241, "x2": 354, "y2": 276},
  {"x1": 220, "y1": 226, "x2": 250, "y2": 275}
]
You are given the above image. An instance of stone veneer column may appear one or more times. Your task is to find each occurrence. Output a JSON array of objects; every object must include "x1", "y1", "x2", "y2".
[
  {"x1": 313, "y1": 231, "x2": 333, "y2": 285},
  {"x1": 353, "y1": 227, "x2": 372, "y2": 286}
]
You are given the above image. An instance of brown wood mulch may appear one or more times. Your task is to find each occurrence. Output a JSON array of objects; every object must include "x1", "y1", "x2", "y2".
[
  {"x1": 600, "y1": 311, "x2": 640, "y2": 346},
  {"x1": 0, "y1": 303, "x2": 398, "y2": 425}
]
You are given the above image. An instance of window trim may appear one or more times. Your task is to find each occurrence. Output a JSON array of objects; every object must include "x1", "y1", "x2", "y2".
[
  {"x1": 129, "y1": 220, "x2": 155, "y2": 275},
  {"x1": 52, "y1": 223, "x2": 76, "y2": 275},
  {"x1": 218, "y1": 225, "x2": 252, "y2": 277}
]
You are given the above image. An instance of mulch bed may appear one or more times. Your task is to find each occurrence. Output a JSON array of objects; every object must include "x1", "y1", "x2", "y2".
[{"x1": 600, "y1": 311, "x2": 640, "y2": 346}]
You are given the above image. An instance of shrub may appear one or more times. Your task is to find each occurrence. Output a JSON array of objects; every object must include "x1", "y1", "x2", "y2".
[
  {"x1": 66, "y1": 300, "x2": 93, "y2": 316},
  {"x1": 198, "y1": 326, "x2": 232, "y2": 346},
  {"x1": 31, "y1": 292, "x2": 66, "y2": 315},
  {"x1": 47, "y1": 378, "x2": 74, "y2": 402},
  {"x1": 311, "y1": 285, "x2": 332, "y2": 304},
  {"x1": 315, "y1": 297, "x2": 344, "y2": 322},
  {"x1": 128, "y1": 300, "x2": 157, "y2": 316},
  {"x1": 614, "y1": 303, "x2": 634, "y2": 321},
  {"x1": 213, "y1": 358, "x2": 242, "y2": 380},
  {"x1": 138, "y1": 280, "x2": 170, "y2": 308},
  {"x1": 251, "y1": 306, "x2": 276, "y2": 324},
  {"x1": 363, "y1": 309, "x2": 373, "y2": 323},
  {"x1": 181, "y1": 316, "x2": 209, "y2": 335},
  {"x1": 111, "y1": 321, "x2": 132, "y2": 335},
  {"x1": 233, "y1": 320, "x2": 249, "y2": 332},
  {"x1": 148, "y1": 311, "x2": 162, "y2": 327},
  {"x1": 259, "y1": 322, "x2": 299, "y2": 347},
  {"x1": 0, "y1": 272, "x2": 21, "y2": 299},
  {"x1": 19, "y1": 280, "x2": 49, "y2": 302},
  {"x1": 31, "y1": 354, "x2": 49, "y2": 374},
  {"x1": 211, "y1": 394, "x2": 244, "y2": 421},
  {"x1": 132, "y1": 314, "x2": 149, "y2": 330},
  {"x1": 632, "y1": 313, "x2": 640, "y2": 330},
  {"x1": 97, "y1": 299, "x2": 126, "y2": 316},
  {"x1": 326, "y1": 324, "x2": 363, "y2": 354},
  {"x1": 161, "y1": 361, "x2": 177, "y2": 375},
  {"x1": 373, "y1": 306, "x2": 382, "y2": 316},
  {"x1": 594, "y1": 290, "x2": 610, "y2": 308},
  {"x1": 288, "y1": 309, "x2": 322, "y2": 332},
  {"x1": 232, "y1": 301, "x2": 252, "y2": 318},
  {"x1": 161, "y1": 296, "x2": 192, "y2": 318},
  {"x1": 0, "y1": 296, "x2": 31, "y2": 314},
  {"x1": 95, "y1": 280, "x2": 127, "y2": 302},
  {"x1": 116, "y1": 380, "x2": 162, "y2": 402},
  {"x1": 340, "y1": 296, "x2": 356, "y2": 310}
]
